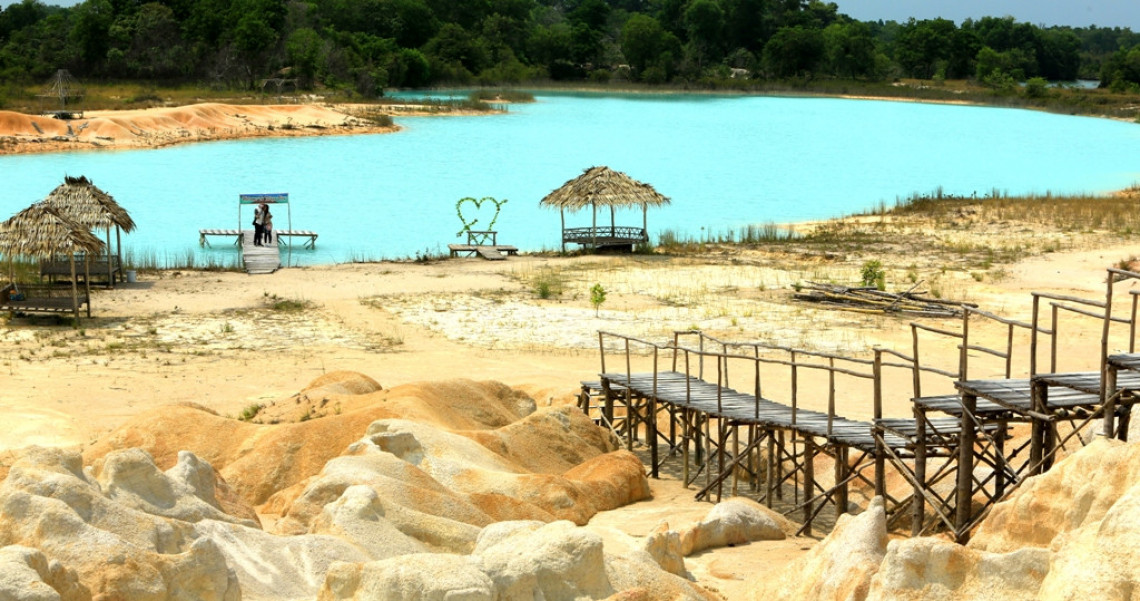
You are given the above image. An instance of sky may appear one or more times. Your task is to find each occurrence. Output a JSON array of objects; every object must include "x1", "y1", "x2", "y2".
[{"x1": 833, "y1": 0, "x2": 1140, "y2": 30}]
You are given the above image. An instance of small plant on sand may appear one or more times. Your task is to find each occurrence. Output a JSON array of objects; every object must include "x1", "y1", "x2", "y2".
[
  {"x1": 590, "y1": 283, "x2": 607, "y2": 317},
  {"x1": 238, "y1": 404, "x2": 264, "y2": 421},
  {"x1": 531, "y1": 268, "x2": 565, "y2": 299},
  {"x1": 861, "y1": 260, "x2": 886, "y2": 290}
]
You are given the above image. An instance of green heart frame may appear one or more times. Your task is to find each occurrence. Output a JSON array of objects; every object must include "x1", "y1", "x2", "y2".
[{"x1": 455, "y1": 196, "x2": 508, "y2": 239}]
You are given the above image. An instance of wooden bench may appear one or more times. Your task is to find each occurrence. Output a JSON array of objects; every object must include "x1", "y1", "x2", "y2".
[
  {"x1": 1, "y1": 283, "x2": 90, "y2": 318},
  {"x1": 40, "y1": 255, "x2": 122, "y2": 286}
]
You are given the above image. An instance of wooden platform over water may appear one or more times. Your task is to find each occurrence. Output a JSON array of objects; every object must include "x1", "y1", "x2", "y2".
[
  {"x1": 239, "y1": 230, "x2": 280, "y2": 275},
  {"x1": 200, "y1": 229, "x2": 318, "y2": 249}
]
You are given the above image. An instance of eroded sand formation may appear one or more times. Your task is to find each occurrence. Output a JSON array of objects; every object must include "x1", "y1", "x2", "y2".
[{"x1": 0, "y1": 373, "x2": 807, "y2": 600}]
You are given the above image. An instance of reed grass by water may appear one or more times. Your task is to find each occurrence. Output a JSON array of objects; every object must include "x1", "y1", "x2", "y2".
[{"x1": 124, "y1": 249, "x2": 242, "y2": 272}]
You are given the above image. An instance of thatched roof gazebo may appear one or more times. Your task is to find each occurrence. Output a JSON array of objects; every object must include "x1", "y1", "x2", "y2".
[
  {"x1": 540, "y1": 166, "x2": 670, "y2": 252},
  {"x1": 40, "y1": 175, "x2": 135, "y2": 287},
  {"x1": 38, "y1": 69, "x2": 85, "y2": 118},
  {"x1": 1, "y1": 203, "x2": 105, "y2": 319}
]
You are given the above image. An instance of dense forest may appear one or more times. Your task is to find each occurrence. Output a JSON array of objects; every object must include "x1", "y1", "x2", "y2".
[{"x1": 1, "y1": 0, "x2": 1140, "y2": 95}]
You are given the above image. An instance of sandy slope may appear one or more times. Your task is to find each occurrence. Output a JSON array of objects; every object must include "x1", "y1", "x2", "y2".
[{"x1": 0, "y1": 102, "x2": 398, "y2": 153}]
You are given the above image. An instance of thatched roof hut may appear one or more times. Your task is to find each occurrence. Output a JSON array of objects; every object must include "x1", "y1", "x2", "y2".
[
  {"x1": 540, "y1": 166, "x2": 670, "y2": 252},
  {"x1": 1, "y1": 203, "x2": 105, "y2": 257},
  {"x1": 39, "y1": 175, "x2": 134, "y2": 286},
  {"x1": 1, "y1": 203, "x2": 105, "y2": 318},
  {"x1": 41, "y1": 176, "x2": 135, "y2": 233}
]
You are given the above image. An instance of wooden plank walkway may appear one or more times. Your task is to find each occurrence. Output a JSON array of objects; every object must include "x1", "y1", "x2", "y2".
[
  {"x1": 240, "y1": 229, "x2": 280, "y2": 275},
  {"x1": 200, "y1": 229, "x2": 318, "y2": 249},
  {"x1": 601, "y1": 370, "x2": 908, "y2": 452}
]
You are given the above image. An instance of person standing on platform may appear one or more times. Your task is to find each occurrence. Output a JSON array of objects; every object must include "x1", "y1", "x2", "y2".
[
  {"x1": 263, "y1": 207, "x2": 274, "y2": 245},
  {"x1": 253, "y1": 204, "x2": 265, "y2": 246}
]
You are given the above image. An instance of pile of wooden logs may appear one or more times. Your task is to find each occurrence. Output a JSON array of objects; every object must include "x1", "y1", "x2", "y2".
[{"x1": 793, "y1": 281, "x2": 971, "y2": 317}]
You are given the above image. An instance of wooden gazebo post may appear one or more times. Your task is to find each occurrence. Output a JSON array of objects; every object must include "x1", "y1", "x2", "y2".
[
  {"x1": 592, "y1": 204, "x2": 597, "y2": 250},
  {"x1": 560, "y1": 208, "x2": 566, "y2": 253}
]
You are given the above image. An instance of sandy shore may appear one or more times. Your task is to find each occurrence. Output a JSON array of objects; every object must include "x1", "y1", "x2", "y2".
[{"x1": 0, "y1": 101, "x2": 495, "y2": 154}]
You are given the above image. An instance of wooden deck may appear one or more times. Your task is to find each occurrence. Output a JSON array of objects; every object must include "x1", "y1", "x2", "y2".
[
  {"x1": 200, "y1": 229, "x2": 318, "y2": 249},
  {"x1": 447, "y1": 244, "x2": 519, "y2": 260},
  {"x1": 240, "y1": 229, "x2": 280, "y2": 275}
]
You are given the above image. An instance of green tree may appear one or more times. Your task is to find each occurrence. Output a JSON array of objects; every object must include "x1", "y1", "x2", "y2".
[
  {"x1": 285, "y1": 27, "x2": 322, "y2": 85},
  {"x1": 822, "y1": 20, "x2": 876, "y2": 78},
  {"x1": 762, "y1": 25, "x2": 823, "y2": 78},
  {"x1": 683, "y1": 0, "x2": 725, "y2": 68},
  {"x1": 620, "y1": 13, "x2": 678, "y2": 75},
  {"x1": 70, "y1": 0, "x2": 113, "y2": 70},
  {"x1": 894, "y1": 18, "x2": 956, "y2": 79}
]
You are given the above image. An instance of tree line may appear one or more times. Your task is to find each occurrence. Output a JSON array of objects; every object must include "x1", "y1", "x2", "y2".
[{"x1": 1, "y1": 0, "x2": 1139, "y2": 95}]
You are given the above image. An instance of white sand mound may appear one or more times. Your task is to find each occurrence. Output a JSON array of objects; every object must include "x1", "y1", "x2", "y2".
[
  {"x1": 0, "y1": 446, "x2": 241, "y2": 600},
  {"x1": 748, "y1": 497, "x2": 888, "y2": 601},
  {"x1": 320, "y1": 520, "x2": 718, "y2": 601},
  {"x1": 679, "y1": 497, "x2": 790, "y2": 555}
]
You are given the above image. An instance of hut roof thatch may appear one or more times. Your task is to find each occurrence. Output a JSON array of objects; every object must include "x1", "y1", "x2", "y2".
[
  {"x1": 539, "y1": 166, "x2": 670, "y2": 212},
  {"x1": 0, "y1": 203, "x2": 105, "y2": 257},
  {"x1": 40, "y1": 175, "x2": 136, "y2": 233}
]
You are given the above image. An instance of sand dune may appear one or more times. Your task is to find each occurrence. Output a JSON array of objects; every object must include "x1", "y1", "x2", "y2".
[{"x1": 0, "y1": 102, "x2": 396, "y2": 153}]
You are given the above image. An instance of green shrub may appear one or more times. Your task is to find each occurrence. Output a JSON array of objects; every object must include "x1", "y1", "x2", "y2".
[
  {"x1": 861, "y1": 260, "x2": 886, "y2": 290},
  {"x1": 590, "y1": 283, "x2": 607, "y2": 316}
]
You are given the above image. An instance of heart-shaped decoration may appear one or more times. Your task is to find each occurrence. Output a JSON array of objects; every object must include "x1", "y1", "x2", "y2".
[{"x1": 456, "y1": 197, "x2": 508, "y2": 239}]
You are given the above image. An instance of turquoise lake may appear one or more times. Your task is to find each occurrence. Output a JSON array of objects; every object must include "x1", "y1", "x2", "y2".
[{"x1": 3, "y1": 92, "x2": 1140, "y2": 266}]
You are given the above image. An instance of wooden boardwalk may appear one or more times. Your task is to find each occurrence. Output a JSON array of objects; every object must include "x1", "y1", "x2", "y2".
[
  {"x1": 200, "y1": 229, "x2": 318, "y2": 249},
  {"x1": 584, "y1": 269, "x2": 1140, "y2": 541},
  {"x1": 240, "y1": 229, "x2": 280, "y2": 275}
]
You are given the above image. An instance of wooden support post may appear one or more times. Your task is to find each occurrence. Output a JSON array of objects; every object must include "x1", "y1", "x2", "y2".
[
  {"x1": 601, "y1": 380, "x2": 614, "y2": 434},
  {"x1": 749, "y1": 425, "x2": 758, "y2": 492},
  {"x1": 104, "y1": 228, "x2": 113, "y2": 288},
  {"x1": 717, "y1": 419, "x2": 727, "y2": 502},
  {"x1": 1042, "y1": 418, "x2": 1057, "y2": 472},
  {"x1": 956, "y1": 392, "x2": 978, "y2": 541},
  {"x1": 802, "y1": 435, "x2": 814, "y2": 537},
  {"x1": 1029, "y1": 380, "x2": 1046, "y2": 474},
  {"x1": 68, "y1": 255, "x2": 79, "y2": 321},
  {"x1": 834, "y1": 444, "x2": 849, "y2": 520},
  {"x1": 995, "y1": 420, "x2": 1008, "y2": 499},
  {"x1": 649, "y1": 396, "x2": 659, "y2": 478},
  {"x1": 682, "y1": 409, "x2": 691, "y2": 487},
  {"x1": 694, "y1": 410, "x2": 703, "y2": 466},
  {"x1": 705, "y1": 415, "x2": 712, "y2": 490},
  {"x1": 650, "y1": 346, "x2": 659, "y2": 478},
  {"x1": 873, "y1": 350, "x2": 885, "y2": 497},
  {"x1": 1119, "y1": 407, "x2": 1132, "y2": 442},
  {"x1": 913, "y1": 406, "x2": 928, "y2": 537},
  {"x1": 765, "y1": 429, "x2": 776, "y2": 507},
  {"x1": 669, "y1": 405, "x2": 677, "y2": 452},
  {"x1": 732, "y1": 424, "x2": 740, "y2": 496},
  {"x1": 1104, "y1": 364, "x2": 1119, "y2": 438},
  {"x1": 776, "y1": 431, "x2": 785, "y2": 500}
]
